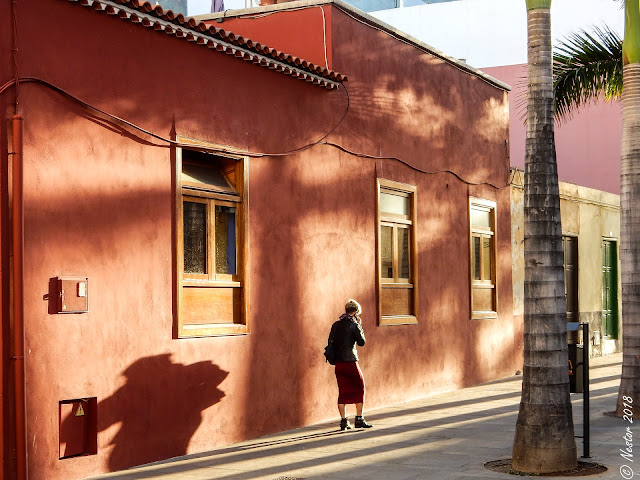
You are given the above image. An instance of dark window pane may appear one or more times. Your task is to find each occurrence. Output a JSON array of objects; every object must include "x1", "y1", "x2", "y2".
[
  {"x1": 563, "y1": 236, "x2": 578, "y2": 321},
  {"x1": 472, "y1": 236, "x2": 481, "y2": 280},
  {"x1": 182, "y1": 162, "x2": 234, "y2": 192},
  {"x1": 184, "y1": 201, "x2": 207, "y2": 274},
  {"x1": 215, "y1": 206, "x2": 236, "y2": 275},
  {"x1": 398, "y1": 228, "x2": 410, "y2": 279},
  {"x1": 381, "y1": 226, "x2": 393, "y2": 278},
  {"x1": 482, "y1": 237, "x2": 492, "y2": 281}
]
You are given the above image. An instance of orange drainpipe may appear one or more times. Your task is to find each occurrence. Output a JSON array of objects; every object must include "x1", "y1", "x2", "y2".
[{"x1": 12, "y1": 114, "x2": 27, "y2": 480}]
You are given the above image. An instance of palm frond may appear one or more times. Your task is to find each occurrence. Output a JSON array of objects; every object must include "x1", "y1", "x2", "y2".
[{"x1": 553, "y1": 25, "x2": 623, "y2": 121}]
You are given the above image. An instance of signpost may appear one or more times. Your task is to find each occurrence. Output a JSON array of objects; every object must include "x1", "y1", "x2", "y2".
[{"x1": 568, "y1": 322, "x2": 590, "y2": 458}]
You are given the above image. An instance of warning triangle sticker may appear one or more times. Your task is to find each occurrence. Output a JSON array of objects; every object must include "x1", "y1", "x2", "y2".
[{"x1": 75, "y1": 404, "x2": 85, "y2": 417}]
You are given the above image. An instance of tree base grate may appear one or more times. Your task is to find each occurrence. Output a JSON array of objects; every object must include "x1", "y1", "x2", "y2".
[{"x1": 485, "y1": 459, "x2": 607, "y2": 477}]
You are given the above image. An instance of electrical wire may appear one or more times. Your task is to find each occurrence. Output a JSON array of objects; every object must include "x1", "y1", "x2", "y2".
[
  {"x1": 0, "y1": 76, "x2": 349, "y2": 157},
  {"x1": 321, "y1": 141, "x2": 510, "y2": 189},
  {"x1": 0, "y1": 76, "x2": 511, "y2": 189}
]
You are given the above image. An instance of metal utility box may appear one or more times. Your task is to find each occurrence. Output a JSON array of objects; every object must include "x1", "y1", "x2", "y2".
[
  {"x1": 568, "y1": 343, "x2": 584, "y2": 393},
  {"x1": 59, "y1": 398, "x2": 97, "y2": 459},
  {"x1": 56, "y1": 277, "x2": 88, "y2": 313}
]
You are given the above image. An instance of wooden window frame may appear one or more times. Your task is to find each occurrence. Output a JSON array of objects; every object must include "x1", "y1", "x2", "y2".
[
  {"x1": 175, "y1": 140, "x2": 250, "y2": 338},
  {"x1": 377, "y1": 179, "x2": 418, "y2": 326},
  {"x1": 469, "y1": 197, "x2": 497, "y2": 319}
]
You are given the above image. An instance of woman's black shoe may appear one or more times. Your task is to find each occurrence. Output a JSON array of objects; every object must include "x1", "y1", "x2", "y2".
[
  {"x1": 355, "y1": 416, "x2": 373, "y2": 428},
  {"x1": 340, "y1": 418, "x2": 353, "y2": 430}
]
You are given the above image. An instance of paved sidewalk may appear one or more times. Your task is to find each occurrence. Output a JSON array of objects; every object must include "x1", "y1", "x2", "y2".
[{"x1": 89, "y1": 353, "x2": 628, "y2": 480}]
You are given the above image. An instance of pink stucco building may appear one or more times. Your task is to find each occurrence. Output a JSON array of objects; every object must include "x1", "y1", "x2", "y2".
[{"x1": 482, "y1": 64, "x2": 622, "y2": 195}]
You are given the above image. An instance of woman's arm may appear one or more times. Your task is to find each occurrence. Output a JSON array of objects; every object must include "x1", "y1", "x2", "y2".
[{"x1": 355, "y1": 321, "x2": 365, "y2": 346}]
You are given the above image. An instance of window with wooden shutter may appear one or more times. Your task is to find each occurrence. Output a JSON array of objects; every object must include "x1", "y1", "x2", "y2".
[
  {"x1": 469, "y1": 198, "x2": 497, "y2": 319},
  {"x1": 175, "y1": 146, "x2": 249, "y2": 338},
  {"x1": 377, "y1": 179, "x2": 418, "y2": 326}
]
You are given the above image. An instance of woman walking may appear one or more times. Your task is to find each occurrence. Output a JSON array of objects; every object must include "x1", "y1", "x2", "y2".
[{"x1": 328, "y1": 299, "x2": 373, "y2": 430}]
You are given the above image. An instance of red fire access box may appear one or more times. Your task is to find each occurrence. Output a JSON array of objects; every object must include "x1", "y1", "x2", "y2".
[{"x1": 59, "y1": 398, "x2": 97, "y2": 459}]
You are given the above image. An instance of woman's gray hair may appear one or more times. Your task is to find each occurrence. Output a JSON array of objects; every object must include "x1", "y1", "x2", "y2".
[{"x1": 345, "y1": 299, "x2": 362, "y2": 315}]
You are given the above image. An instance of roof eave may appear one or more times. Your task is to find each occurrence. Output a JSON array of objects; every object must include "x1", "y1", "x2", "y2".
[{"x1": 64, "y1": 0, "x2": 344, "y2": 89}]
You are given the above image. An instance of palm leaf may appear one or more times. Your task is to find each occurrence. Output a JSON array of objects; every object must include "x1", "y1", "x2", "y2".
[{"x1": 553, "y1": 25, "x2": 623, "y2": 121}]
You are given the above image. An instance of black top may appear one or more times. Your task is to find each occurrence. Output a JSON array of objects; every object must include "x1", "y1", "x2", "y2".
[{"x1": 328, "y1": 314, "x2": 366, "y2": 362}]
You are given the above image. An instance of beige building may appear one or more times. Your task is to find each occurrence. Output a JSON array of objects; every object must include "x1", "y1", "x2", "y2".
[{"x1": 511, "y1": 169, "x2": 621, "y2": 357}]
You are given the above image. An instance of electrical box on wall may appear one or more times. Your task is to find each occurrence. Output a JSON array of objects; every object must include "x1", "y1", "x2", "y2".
[
  {"x1": 56, "y1": 277, "x2": 88, "y2": 313},
  {"x1": 59, "y1": 398, "x2": 97, "y2": 459}
]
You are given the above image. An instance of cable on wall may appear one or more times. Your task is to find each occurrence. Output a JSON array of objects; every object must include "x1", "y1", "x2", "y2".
[
  {"x1": 321, "y1": 141, "x2": 510, "y2": 189},
  {"x1": 11, "y1": 0, "x2": 20, "y2": 113},
  {"x1": 0, "y1": 76, "x2": 349, "y2": 156},
  {"x1": 0, "y1": 76, "x2": 511, "y2": 189}
]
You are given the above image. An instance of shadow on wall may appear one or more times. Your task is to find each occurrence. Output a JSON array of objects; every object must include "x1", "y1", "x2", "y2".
[{"x1": 60, "y1": 354, "x2": 229, "y2": 471}]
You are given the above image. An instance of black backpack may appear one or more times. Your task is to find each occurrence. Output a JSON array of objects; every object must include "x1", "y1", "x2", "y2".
[{"x1": 324, "y1": 341, "x2": 337, "y2": 365}]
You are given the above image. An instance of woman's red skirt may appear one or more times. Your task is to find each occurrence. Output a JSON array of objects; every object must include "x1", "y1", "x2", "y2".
[{"x1": 335, "y1": 361, "x2": 365, "y2": 404}]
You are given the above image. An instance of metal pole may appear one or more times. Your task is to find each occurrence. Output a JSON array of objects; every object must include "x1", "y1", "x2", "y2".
[{"x1": 582, "y1": 322, "x2": 591, "y2": 458}]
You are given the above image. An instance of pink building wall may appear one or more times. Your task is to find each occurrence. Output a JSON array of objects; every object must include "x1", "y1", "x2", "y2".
[{"x1": 482, "y1": 64, "x2": 622, "y2": 194}]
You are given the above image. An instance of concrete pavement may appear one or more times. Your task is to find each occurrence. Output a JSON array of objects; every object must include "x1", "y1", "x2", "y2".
[{"x1": 88, "y1": 353, "x2": 628, "y2": 480}]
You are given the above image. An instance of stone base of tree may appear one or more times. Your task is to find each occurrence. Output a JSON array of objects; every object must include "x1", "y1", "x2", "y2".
[{"x1": 485, "y1": 459, "x2": 607, "y2": 477}]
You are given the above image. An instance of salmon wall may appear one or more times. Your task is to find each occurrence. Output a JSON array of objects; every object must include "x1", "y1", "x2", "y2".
[
  {"x1": 326, "y1": 7, "x2": 520, "y2": 404},
  {"x1": 205, "y1": 5, "x2": 333, "y2": 69},
  {"x1": 3, "y1": 1, "x2": 341, "y2": 479},
  {"x1": 1, "y1": 2, "x2": 520, "y2": 479},
  {"x1": 0, "y1": 2, "x2": 13, "y2": 478}
]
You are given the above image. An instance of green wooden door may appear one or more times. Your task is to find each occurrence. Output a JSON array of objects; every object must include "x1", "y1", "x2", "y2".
[{"x1": 602, "y1": 240, "x2": 619, "y2": 338}]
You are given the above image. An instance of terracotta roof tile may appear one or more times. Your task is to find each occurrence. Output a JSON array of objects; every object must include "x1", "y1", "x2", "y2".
[{"x1": 64, "y1": 0, "x2": 346, "y2": 88}]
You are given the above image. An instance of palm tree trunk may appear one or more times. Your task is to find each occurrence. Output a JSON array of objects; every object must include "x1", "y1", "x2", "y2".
[
  {"x1": 512, "y1": 1, "x2": 577, "y2": 472},
  {"x1": 616, "y1": 0, "x2": 640, "y2": 417}
]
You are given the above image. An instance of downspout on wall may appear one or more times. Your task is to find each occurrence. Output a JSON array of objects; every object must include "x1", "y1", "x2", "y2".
[
  {"x1": 10, "y1": 0, "x2": 27, "y2": 476},
  {"x1": 0, "y1": 99, "x2": 9, "y2": 480},
  {"x1": 3, "y1": 0, "x2": 28, "y2": 474},
  {"x1": 11, "y1": 114, "x2": 26, "y2": 480}
]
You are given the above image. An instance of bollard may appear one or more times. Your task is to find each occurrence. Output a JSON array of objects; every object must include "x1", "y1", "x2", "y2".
[{"x1": 582, "y1": 322, "x2": 590, "y2": 458}]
